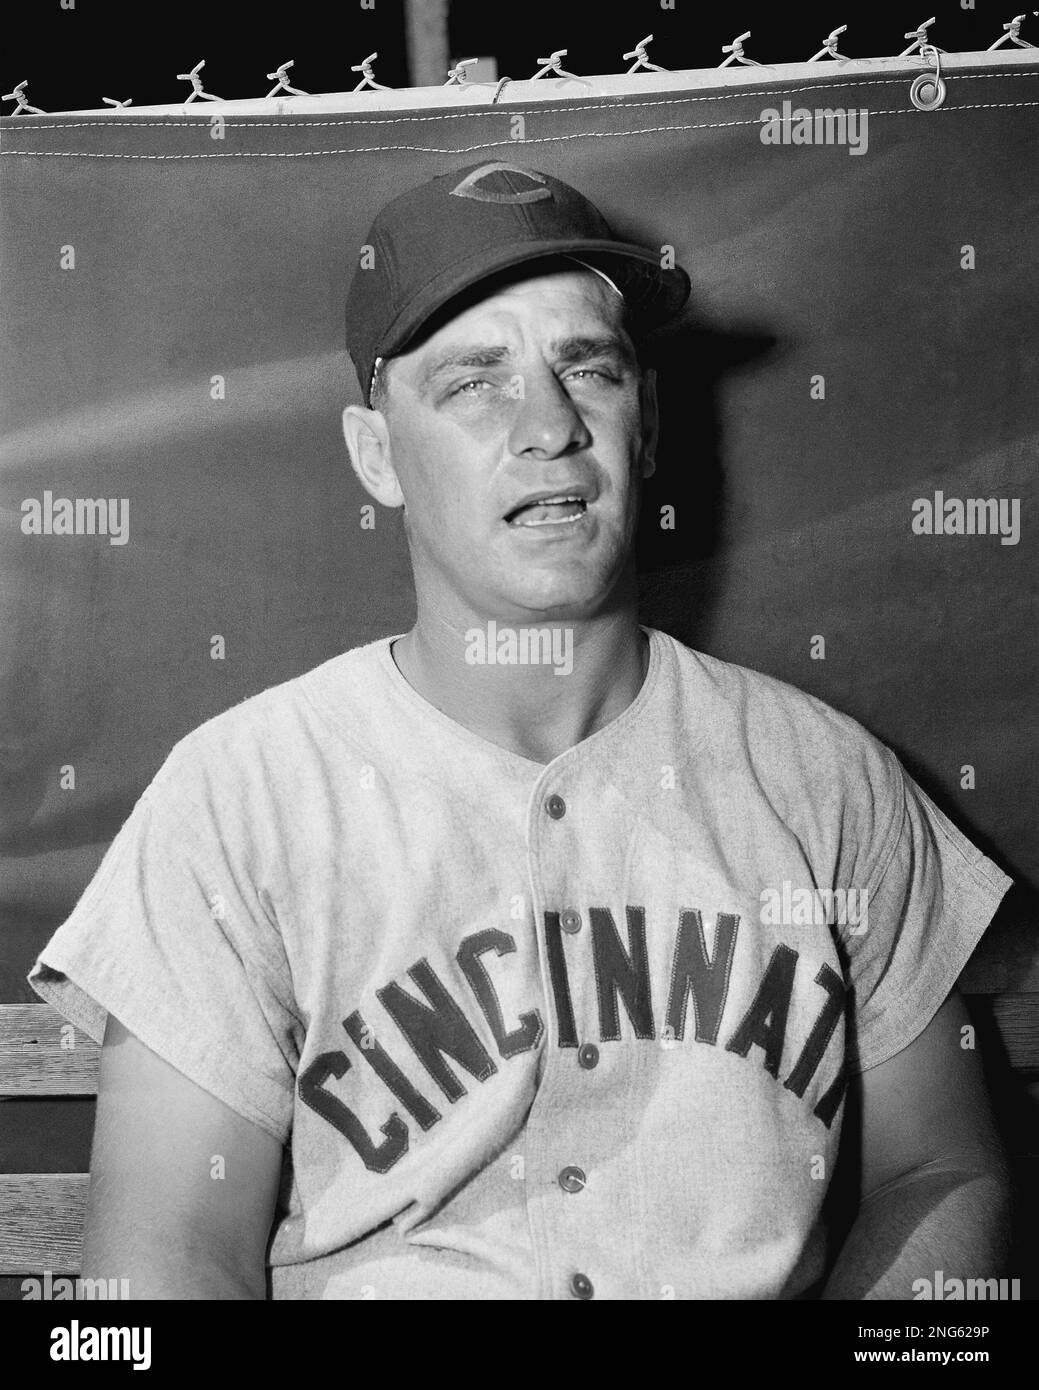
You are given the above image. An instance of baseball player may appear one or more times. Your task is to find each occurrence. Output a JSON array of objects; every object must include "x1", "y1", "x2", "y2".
[{"x1": 29, "y1": 161, "x2": 1013, "y2": 1301}]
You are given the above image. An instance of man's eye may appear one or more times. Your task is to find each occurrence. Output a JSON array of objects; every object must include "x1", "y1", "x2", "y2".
[
  {"x1": 451, "y1": 379, "x2": 492, "y2": 397},
  {"x1": 564, "y1": 369, "x2": 616, "y2": 384}
]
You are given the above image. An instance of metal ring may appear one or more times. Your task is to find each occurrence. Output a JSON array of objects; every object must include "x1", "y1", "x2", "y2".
[
  {"x1": 909, "y1": 71, "x2": 946, "y2": 110},
  {"x1": 909, "y1": 44, "x2": 946, "y2": 111}
]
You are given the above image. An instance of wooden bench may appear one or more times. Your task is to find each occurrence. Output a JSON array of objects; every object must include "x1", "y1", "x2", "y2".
[
  {"x1": 0, "y1": 1005, "x2": 99, "y2": 1278},
  {"x1": 2, "y1": 997, "x2": 1037, "y2": 1282}
]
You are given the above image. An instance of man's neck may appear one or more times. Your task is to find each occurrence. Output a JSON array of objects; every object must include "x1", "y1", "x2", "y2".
[{"x1": 390, "y1": 608, "x2": 650, "y2": 766}]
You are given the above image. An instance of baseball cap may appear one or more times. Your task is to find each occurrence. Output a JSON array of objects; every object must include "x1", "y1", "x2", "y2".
[{"x1": 345, "y1": 161, "x2": 691, "y2": 405}]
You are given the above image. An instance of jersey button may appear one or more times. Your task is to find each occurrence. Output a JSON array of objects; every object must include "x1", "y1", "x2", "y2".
[
  {"x1": 570, "y1": 1272, "x2": 595, "y2": 1300},
  {"x1": 545, "y1": 794, "x2": 567, "y2": 819},
  {"x1": 577, "y1": 1042, "x2": 599, "y2": 1070},
  {"x1": 560, "y1": 908, "x2": 582, "y2": 933},
  {"x1": 558, "y1": 1165, "x2": 587, "y2": 1194}
]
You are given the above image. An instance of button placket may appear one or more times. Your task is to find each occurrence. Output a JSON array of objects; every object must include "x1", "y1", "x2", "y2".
[{"x1": 527, "y1": 773, "x2": 600, "y2": 1299}]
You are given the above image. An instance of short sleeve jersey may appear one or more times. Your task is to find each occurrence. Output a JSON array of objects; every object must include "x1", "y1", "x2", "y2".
[{"x1": 28, "y1": 627, "x2": 1012, "y2": 1300}]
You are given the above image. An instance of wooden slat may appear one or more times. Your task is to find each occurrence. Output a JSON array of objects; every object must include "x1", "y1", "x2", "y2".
[
  {"x1": 0, "y1": 1005, "x2": 100, "y2": 1096},
  {"x1": 992, "y1": 995, "x2": 1039, "y2": 1071},
  {"x1": 966, "y1": 994, "x2": 1039, "y2": 1074},
  {"x1": 960, "y1": 904, "x2": 1039, "y2": 993},
  {"x1": 0, "y1": 1174, "x2": 88, "y2": 1276},
  {"x1": 0, "y1": 995, "x2": 1034, "y2": 1093}
]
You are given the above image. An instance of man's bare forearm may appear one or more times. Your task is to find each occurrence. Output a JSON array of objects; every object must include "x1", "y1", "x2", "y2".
[
  {"x1": 821, "y1": 1160, "x2": 1012, "y2": 1300},
  {"x1": 80, "y1": 1247, "x2": 267, "y2": 1300},
  {"x1": 83, "y1": 1199, "x2": 269, "y2": 1300}
]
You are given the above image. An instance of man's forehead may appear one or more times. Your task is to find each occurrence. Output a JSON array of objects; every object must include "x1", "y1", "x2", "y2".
[{"x1": 404, "y1": 274, "x2": 627, "y2": 371}]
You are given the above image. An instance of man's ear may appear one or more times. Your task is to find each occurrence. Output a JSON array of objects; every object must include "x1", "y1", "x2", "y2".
[
  {"x1": 638, "y1": 366, "x2": 659, "y2": 480},
  {"x1": 341, "y1": 404, "x2": 405, "y2": 508}
]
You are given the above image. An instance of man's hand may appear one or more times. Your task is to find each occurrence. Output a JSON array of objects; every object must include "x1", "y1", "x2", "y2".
[
  {"x1": 821, "y1": 989, "x2": 1012, "y2": 1299},
  {"x1": 81, "y1": 1015, "x2": 285, "y2": 1299}
]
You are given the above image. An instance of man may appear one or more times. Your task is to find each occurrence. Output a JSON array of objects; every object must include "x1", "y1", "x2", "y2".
[{"x1": 30, "y1": 161, "x2": 1013, "y2": 1300}]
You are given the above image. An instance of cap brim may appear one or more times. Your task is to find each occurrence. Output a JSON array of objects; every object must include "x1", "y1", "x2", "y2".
[{"x1": 376, "y1": 238, "x2": 691, "y2": 369}]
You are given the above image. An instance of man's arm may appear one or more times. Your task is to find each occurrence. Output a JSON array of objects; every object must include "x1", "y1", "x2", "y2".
[
  {"x1": 81, "y1": 1015, "x2": 285, "y2": 1299},
  {"x1": 821, "y1": 989, "x2": 1012, "y2": 1299}
]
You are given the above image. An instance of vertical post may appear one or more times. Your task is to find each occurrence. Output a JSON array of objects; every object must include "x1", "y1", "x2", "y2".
[{"x1": 404, "y1": 0, "x2": 451, "y2": 88}]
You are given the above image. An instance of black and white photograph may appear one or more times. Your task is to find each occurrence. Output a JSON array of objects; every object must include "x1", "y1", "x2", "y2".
[{"x1": 1, "y1": 0, "x2": 1036, "y2": 1361}]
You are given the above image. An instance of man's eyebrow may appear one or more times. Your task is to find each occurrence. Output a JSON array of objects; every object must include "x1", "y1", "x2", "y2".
[
  {"x1": 550, "y1": 334, "x2": 636, "y2": 368},
  {"x1": 419, "y1": 334, "x2": 635, "y2": 392},
  {"x1": 419, "y1": 346, "x2": 513, "y2": 392}
]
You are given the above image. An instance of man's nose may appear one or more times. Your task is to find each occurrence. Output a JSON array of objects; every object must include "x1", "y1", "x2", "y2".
[{"x1": 506, "y1": 368, "x2": 592, "y2": 459}]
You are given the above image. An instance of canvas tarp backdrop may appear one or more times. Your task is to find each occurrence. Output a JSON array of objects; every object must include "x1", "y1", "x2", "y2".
[{"x1": 1, "y1": 58, "x2": 1036, "y2": 1077}]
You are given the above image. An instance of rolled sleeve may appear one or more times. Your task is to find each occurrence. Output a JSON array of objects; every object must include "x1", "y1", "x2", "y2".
[
  {"x1": 844, "y1": 754, "x2": 1013, "y2": 1074},
  {"x1": 27, "y1": 767, "x2": 300, "y2": 1145}
]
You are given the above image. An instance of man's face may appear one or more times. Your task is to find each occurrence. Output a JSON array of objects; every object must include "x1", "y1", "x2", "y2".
[{"x1": 356, "y1": 267, "x2": 656, "y2": 624}]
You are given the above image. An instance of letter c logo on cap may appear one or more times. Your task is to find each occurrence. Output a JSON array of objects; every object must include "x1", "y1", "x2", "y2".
[{"x1": 449, "y1": 163, "x2": 553, "y2": 204}]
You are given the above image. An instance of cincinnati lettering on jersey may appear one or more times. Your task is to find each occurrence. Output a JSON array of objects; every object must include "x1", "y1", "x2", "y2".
[{"x1": 298, "y1": 909, "x2": 847, "y2": 1174}]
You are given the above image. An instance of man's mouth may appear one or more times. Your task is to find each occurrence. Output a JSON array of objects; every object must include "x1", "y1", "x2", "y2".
[{"x1": 505, "y1": 495, "x2": 589, "y2": 528}]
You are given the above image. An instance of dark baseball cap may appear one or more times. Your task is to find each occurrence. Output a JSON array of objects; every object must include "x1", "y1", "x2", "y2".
[{"x1": 345, "y1": 160, "x2": 691, "y2": 404}]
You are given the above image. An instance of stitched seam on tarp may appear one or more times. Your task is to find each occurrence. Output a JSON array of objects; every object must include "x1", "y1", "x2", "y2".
[
  {"x1": 0, "y1": 69, "x2": 1035, "y2": 132},
  {"x1": 1, "y1": 101, "x2": 1038, "y2": 158}
]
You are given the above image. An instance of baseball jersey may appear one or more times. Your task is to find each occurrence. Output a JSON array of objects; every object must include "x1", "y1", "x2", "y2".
[{"x1": 28, "y1": 626, "x2": 1012, "y2": 1300}]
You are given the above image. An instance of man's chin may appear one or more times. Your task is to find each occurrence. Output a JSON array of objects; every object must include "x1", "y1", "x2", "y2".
[{"x1": 491, "y1": 573, "x2": 622, "y2": 624}]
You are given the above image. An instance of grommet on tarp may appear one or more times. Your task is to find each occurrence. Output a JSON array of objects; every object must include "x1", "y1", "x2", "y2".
[
  {"x1": 900, "y1": 18, "x2": 945, "y2": 58},
  {"x1": 909, "y1": 44, "x2": 947, "y2": 110},
  {"x1": 102, "y1": 97, "x2": 133, "y2": 108},
  {"x1": 720, "y1": 31, "x2": 762, "y2": 67},
  {"x1": 809, "y1": 26, "x2": 850, "y2": 62},
  {"x1": 2, "y1": 80, "x2": 45, "y2": 114},
  {"x1": 530, "y1": 49, "x2": 590, "y2": 88},
  {"x1": 623, "y1": 35, "x2": 667, "y2": 74},
  {"x1": 987, "y1": 14, "x2": 1037, "y2": 50},
  {"x1": 177, "y1": 60, "x2": 222, "y2": 104},
  {"x1": 351, "y1": 52, "x2": 392, "y2": 92},
  {"x1": 266, "y1": 61, "x2": 308, "y2": 98}
]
